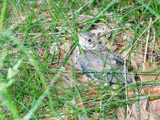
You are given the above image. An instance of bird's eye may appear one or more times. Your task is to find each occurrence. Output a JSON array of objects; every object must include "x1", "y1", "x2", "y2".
[{"x1": 88, "y1": 39, "x2": 92, "y2": 42}]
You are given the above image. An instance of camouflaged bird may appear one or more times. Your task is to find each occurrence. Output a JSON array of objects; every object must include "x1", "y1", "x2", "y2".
[{"x1": 72, "y1": 32, "x2": 131, "y2": 85}]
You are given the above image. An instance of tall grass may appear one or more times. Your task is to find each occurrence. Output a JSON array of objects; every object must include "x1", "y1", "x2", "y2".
[{"x1": 0, "y1": 0, "x2": 159, "y2": 119}]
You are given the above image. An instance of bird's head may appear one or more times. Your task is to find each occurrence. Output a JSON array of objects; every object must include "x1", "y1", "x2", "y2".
[{"x1": 78, "y1": 32, "x2": 98, "y2": 50}]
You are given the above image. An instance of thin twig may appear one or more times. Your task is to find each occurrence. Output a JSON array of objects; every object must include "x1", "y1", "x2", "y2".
[
  {"x1": 151, "y1": 28, "x2": 156, "y2": 62},
  {"x1": 144, "y1": 18, "x2": 152, "y2": 62}
]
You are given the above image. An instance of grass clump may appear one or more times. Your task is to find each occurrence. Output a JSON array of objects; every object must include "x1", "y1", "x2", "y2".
[{"x1": 0, "y1": 0, "x2": 159, "y2": 119}]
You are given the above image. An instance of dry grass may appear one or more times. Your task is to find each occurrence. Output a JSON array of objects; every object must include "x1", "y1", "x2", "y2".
[{"x1": 0, "y1": 0, "x2": 160, "y2": 119}]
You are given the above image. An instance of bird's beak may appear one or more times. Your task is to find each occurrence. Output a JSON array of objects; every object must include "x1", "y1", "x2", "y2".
[{"x1": 77, "y1": 34, "x2": 81, "y2": 39}]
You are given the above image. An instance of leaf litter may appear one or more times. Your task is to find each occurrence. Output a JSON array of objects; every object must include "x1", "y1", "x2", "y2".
[{"x1": 2, "y1": 1, "x2": 160, "y2": 119}]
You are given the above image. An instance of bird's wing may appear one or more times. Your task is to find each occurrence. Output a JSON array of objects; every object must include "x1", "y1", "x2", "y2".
[
  {"x1": 77, "y1": 50, "x2": 113, "y2": 72},
  {"x1": 94, "y1": 45, "x2": 124, "y2": 69},
  {"x1": 77, "y1": 48, "x2": 131, "y2": 84}
]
